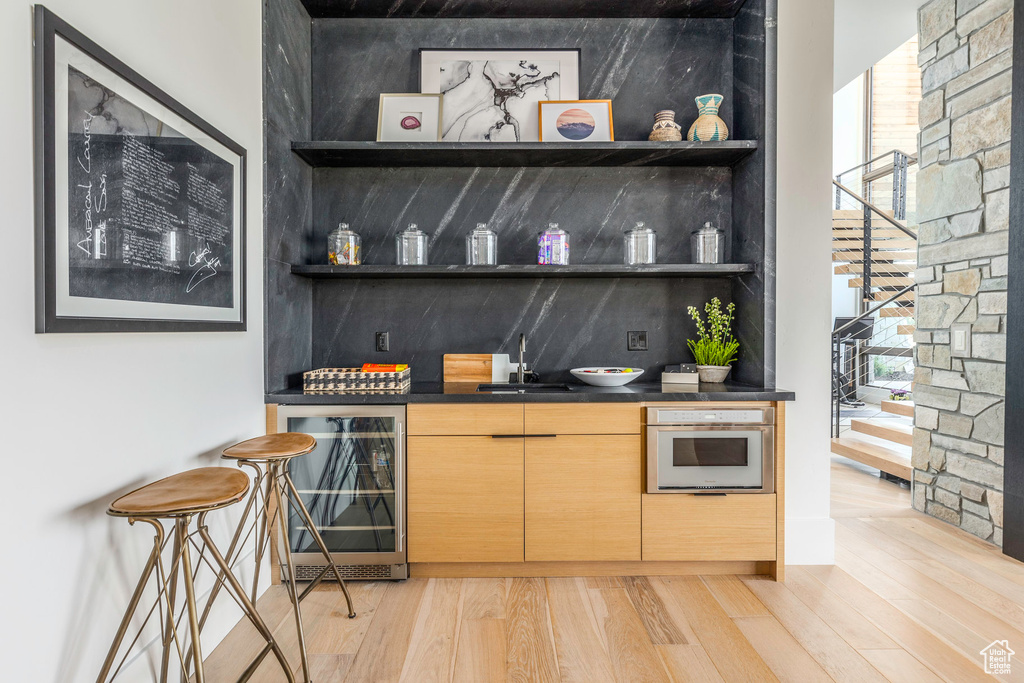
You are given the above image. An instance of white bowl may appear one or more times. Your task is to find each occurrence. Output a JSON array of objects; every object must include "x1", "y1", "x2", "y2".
[{"x1": 570, "y1": 367, "x2": 645, "y2": 387}]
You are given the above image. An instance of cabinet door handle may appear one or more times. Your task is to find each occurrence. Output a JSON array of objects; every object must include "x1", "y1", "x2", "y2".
[
  {"x1": 524, "y1": 434, "x2": 557, "y2": 438},
  {"x1": 489, "y1": 434, "x2": 557, "y2": 439},
  {"x1": 491, "y1": 434, "x2": 524, "y2": 439}
]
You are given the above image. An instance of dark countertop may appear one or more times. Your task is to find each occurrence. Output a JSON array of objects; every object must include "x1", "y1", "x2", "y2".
[{"x1": 266, "y1": 381, "x2": 795, "y2": 405}]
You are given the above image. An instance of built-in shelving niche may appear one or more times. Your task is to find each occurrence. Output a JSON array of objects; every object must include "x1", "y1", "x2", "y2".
[{"x1": 263, "y1": 0, "x2": 775, "y2": 392}]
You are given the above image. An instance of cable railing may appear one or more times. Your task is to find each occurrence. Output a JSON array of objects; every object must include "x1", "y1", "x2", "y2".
[
  {"x1": 831, "y1": 177, "x2": 917, "y2": 437},
  {"x1": 836, "y1": 149, "x2": 917, "y2": 222}
]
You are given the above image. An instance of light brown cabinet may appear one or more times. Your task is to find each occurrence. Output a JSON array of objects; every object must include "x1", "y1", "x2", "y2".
[
  {"x1": 407, "y1": 403, "x2": 642, "y2": 564},
  {"x1": 641, "y1": 493, "x2": 777, "y2": 561},
  {"x1": 407, "y1": 435, "x2": 524, "y2": 563},
  {"x1": 525, "y1": 435, "x2": 641, "y2": 561}
]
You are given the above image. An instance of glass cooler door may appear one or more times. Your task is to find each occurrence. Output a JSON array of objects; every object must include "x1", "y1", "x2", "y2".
[{"x1": 277, "y1": 405, "x2": 405, "y2": 566}]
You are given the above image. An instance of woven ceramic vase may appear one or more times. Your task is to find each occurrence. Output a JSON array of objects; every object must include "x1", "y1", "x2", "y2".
[
  {"x1": 648, "y1": 110, "x2": 683, "y2": 141},
  {"x1": 687, "y1": 94, "x2": 729, "y2": 142}
]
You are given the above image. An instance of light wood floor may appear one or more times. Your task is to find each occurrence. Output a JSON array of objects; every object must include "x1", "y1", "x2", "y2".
[{"x1": 205, "y1": 458, "x2": 1024, "y2": 682}]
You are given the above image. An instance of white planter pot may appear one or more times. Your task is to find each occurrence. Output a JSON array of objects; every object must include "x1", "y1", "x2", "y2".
[{"x1": 697, "y1": 365, "x2": 732, "y2": 383}]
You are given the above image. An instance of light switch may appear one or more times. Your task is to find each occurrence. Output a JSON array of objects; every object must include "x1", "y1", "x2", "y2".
[{"x1": 950, "y1": 322, "x2": 971, "y2": 357}]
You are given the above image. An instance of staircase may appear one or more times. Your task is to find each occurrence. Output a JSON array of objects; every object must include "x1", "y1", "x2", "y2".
[
  {"x1": 830, "y1": 151, "x2": 918, "y2": 483},
  {"x1": 831, "y1": 203, "x2": 918, "y2": 358},
  {"x1": 831, "y1": 399, "x2": 914, "y2": 480}
]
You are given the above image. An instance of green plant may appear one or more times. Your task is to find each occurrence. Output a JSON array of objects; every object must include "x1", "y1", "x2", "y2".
[{"x1": 687, "y1": 298, "x2": 739, "y2": 366}]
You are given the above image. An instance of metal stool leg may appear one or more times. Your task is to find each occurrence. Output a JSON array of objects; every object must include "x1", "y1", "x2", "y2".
[
  {"x1": 272, "y1": 462, "x2": 312, "y2": 682},
  {"x1": 96, "y1": 519, "x2": 165, "y2": 683},
  {"x1": 197, "y1": 513, "x2": 296, "y2": 683},
  {"x1": 283, "y1": 470, "x2": 357, "y2": 618},
  {"x1": 177, "y1": 517, "x2": 205, "y2": 683},
  {"x1": 159, "y1": 526, "x2": 181, "y2": 682}
]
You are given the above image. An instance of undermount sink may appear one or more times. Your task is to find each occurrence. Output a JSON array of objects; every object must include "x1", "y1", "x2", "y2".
[{"x1": 476, "y1": 383, "x2": 573, "y2": 393}]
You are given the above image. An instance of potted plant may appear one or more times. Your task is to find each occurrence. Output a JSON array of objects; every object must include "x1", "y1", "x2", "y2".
[{"x1": 687, "y1": 297, "x2": 739, "y2": 383}]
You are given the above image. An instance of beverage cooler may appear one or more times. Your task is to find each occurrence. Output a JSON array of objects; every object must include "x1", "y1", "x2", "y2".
[{"x1": 276, "y1": 405, "x2": 406, "y2": 580}]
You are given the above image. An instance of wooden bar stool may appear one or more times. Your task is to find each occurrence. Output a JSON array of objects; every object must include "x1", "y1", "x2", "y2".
[
  {"x1": 213, "y1": 433, "x2": 356, "y2": 683},
  {"x1": 96, "y1": 467, "x2": 294, "y2": 683}
]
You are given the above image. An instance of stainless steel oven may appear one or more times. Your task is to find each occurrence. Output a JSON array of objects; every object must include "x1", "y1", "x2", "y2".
[{"x1": 646, "y1": 406, "x2": 774, "y2": 493}]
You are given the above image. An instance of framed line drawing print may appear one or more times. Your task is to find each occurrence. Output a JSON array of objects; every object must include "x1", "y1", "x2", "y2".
[
  {"x1": 34, "y1": 6, "x2": 247, "y2": 332},
  {"x1": 419, "y1": 48, "x2": 580, "y2": 143}
]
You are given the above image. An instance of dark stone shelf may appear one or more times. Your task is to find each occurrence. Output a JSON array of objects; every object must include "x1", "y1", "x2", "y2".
[
  {"x1": 298, "y1": 0, "x2": 749, "y2": 19},
  {"x1": 291, "y1": 141, "x2": 759, "y2": 168},
  {"x1": 290, "y1": 263, "x2": 757, "y2": 279}
]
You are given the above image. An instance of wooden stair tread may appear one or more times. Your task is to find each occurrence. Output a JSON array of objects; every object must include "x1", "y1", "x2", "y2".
[
  {"x1": 881, "y1": 399, "x2": 914, "y2": 417},
  {"x1": 897, "y1": 324, "x2": 916, "y2": 335},
  {"x1": 879, "y1": 306, "x2": 915, "y2": 317},
  {"x1": 850, "y1": 418, "x2": 914, "y2": 446},
  {"x1": 865, "y1": 291, "x2": 914, "y2": 302},
  {"x1": 833, "y1": 251, "x2": 917, "y2": 263},
  {"x1": 831, "y1": 437, "x2": 912, "y2": 480},
  {"x1": 836, "y1": 264, "x2": 915, "y2": 275},
  {"x1": 832, "y1": 229, "x2": 915, "y2": 239},
  {"x1": 848, "y1": 277, "x2": 915, "y2": 288}
]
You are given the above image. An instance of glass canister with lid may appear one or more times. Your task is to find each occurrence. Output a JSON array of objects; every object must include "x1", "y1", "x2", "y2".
[
  {"x1": 623, "y1": 221, "x2": 657, "y2": 265},
  {"x1": 691, "y1": 221, "x2": 726, "y2": 264},
  {"x1": 396, "y1": 224, "x2": 430, "y2": 265},
  {"x1": 538, "y1": 223, "x2": 570, "y2": 265},
  {"x1": 466, "y1": 223, "x2": 498, "y2": 265},
  {"x1": 327, "y1": 223, "x2": 361, "y2": 265}
]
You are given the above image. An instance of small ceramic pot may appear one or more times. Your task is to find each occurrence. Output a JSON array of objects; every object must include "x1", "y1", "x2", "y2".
[{"x1": 697, "y1": 365, "x2": 732, "y2": 383}]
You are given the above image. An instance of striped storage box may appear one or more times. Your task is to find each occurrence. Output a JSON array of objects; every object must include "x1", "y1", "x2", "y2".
[{"x1": 302, "y1": 367, "x2": 411, "y2": 394}]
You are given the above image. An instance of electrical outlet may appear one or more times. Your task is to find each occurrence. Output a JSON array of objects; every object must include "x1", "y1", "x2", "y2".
[
  {"x1": 375, "y1": 332, "x2": 390, "y2": 352},
  {"x1": 627, "y1": 330, "x2": 648, "y2": 351}
]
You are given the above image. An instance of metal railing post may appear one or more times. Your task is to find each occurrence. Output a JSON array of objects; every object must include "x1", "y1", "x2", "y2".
[
  {"x1": 834, "y1": 336, "x2": 841, "y2": 437},
  {"x1": 862, "y1": 202, "x2": 872, "y2": 304}
]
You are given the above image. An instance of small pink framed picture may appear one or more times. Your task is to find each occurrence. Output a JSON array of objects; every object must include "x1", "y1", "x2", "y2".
[{"x1": 376, "y1": 93, "x2": 443, "y2": 142}]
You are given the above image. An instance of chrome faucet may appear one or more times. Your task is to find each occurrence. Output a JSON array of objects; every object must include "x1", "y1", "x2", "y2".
[{"x1": 518, "y1": 333, "x2": 526, "y2": 384}]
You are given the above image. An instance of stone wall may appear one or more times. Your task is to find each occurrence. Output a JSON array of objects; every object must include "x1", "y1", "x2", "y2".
[{"x1": 913, "y1": 0, "x2": 1011, "y2": 544}]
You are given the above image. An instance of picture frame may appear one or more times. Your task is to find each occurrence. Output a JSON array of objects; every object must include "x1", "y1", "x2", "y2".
[
  {"x1": 539, "y1": 100, "x2": 615, "y2": 142},
  {"x1": 33, "y1": 6, "x2": 247, "y2": 333},
  {"x1": 419, "y1": 48, "x2": 581, "y2": 142},
  {"x1": 376, "y1": 93, "x2": 443, "y2": 142}
]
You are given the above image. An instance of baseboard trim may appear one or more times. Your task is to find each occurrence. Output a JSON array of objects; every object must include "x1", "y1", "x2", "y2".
[
  {"x1": 410, "y1": 560, "x2": 769, "y2": 578},
  {"x1": 786, "y1": 516, "x2": 836, "y2": 564}
]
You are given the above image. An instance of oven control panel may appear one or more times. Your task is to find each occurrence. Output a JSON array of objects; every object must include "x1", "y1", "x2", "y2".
[{"x1": 650, "y1": 409, "x2": 768, "y2": 425}]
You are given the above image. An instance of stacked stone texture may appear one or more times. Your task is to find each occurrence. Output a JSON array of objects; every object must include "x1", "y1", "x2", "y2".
[{"x1": 914, "y1": 0, "x2": 1011, "y2": 544}]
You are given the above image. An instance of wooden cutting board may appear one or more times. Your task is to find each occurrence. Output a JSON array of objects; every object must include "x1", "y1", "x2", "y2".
[{"x1": 443, "y1": 354, "x2": 493, "y2": 383}]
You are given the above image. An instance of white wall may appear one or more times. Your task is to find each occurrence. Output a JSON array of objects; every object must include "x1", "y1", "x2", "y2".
[
  {"x1": 0, "y1": 2, "x2": 263, "y2": 681},
  {"x1": 778, "y1": 0, "x2": 837, "y2": 564},
  {"x1": 832, "y1": 76, "x2": 866, "y2": 321},
  {"x1": 834, "y1": 0, "x2": 920, "y2": 91},
  {"x1": 833, "y1": 74, "x2": 866, "y2": 177}
]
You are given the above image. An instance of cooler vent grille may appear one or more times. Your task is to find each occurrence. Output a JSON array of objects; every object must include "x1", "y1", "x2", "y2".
[{"x1": 294, "y1": 564, "x2": 395, "y2": 581}]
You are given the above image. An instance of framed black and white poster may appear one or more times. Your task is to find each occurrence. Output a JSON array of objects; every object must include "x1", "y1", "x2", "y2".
[
  {"x1": 33, "y1": 6, "x2": 246, "y2": 332},
  {"x1": 419, "y1": 48, "x2": 580, "y2": 143}
]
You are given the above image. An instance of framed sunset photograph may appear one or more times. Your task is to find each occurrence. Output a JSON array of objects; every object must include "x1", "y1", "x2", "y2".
[{"x1": 539, "y1": 100, "x2": 614, "y2": 142}]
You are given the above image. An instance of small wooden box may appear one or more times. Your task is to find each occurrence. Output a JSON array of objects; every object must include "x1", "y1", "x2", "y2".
[{"x1": 302, "y1": 367, "x2": 411, "y2": 394}]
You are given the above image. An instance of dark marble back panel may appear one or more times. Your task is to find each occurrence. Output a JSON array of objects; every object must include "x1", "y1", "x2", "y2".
[
  {"x1": 728, "y1": 0, "x2": 769, "y2": 386},
  {"x1": 310, "y1": 18, "x2": 734, "y2": 143},
  {"x1": 265, "y1": 0, "x2": 314, "y2": 392},
  {"x1": 311, "y1": 277, "x2": 735, "y2": 381},
  {"x1": 310, "y1": 166, "x2": 733, "y2": 266},
  {"x1": 263, "y1": 7, "x2": 772, "y2": 390}
]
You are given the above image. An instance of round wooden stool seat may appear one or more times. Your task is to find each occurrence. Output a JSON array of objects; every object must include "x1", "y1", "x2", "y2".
[
  {"x1": 109, "y1": 467, "x2": 250, "y2": 517},
  {"x1": 221, "y1": 433, "x2": 316, "y2": 461}
]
